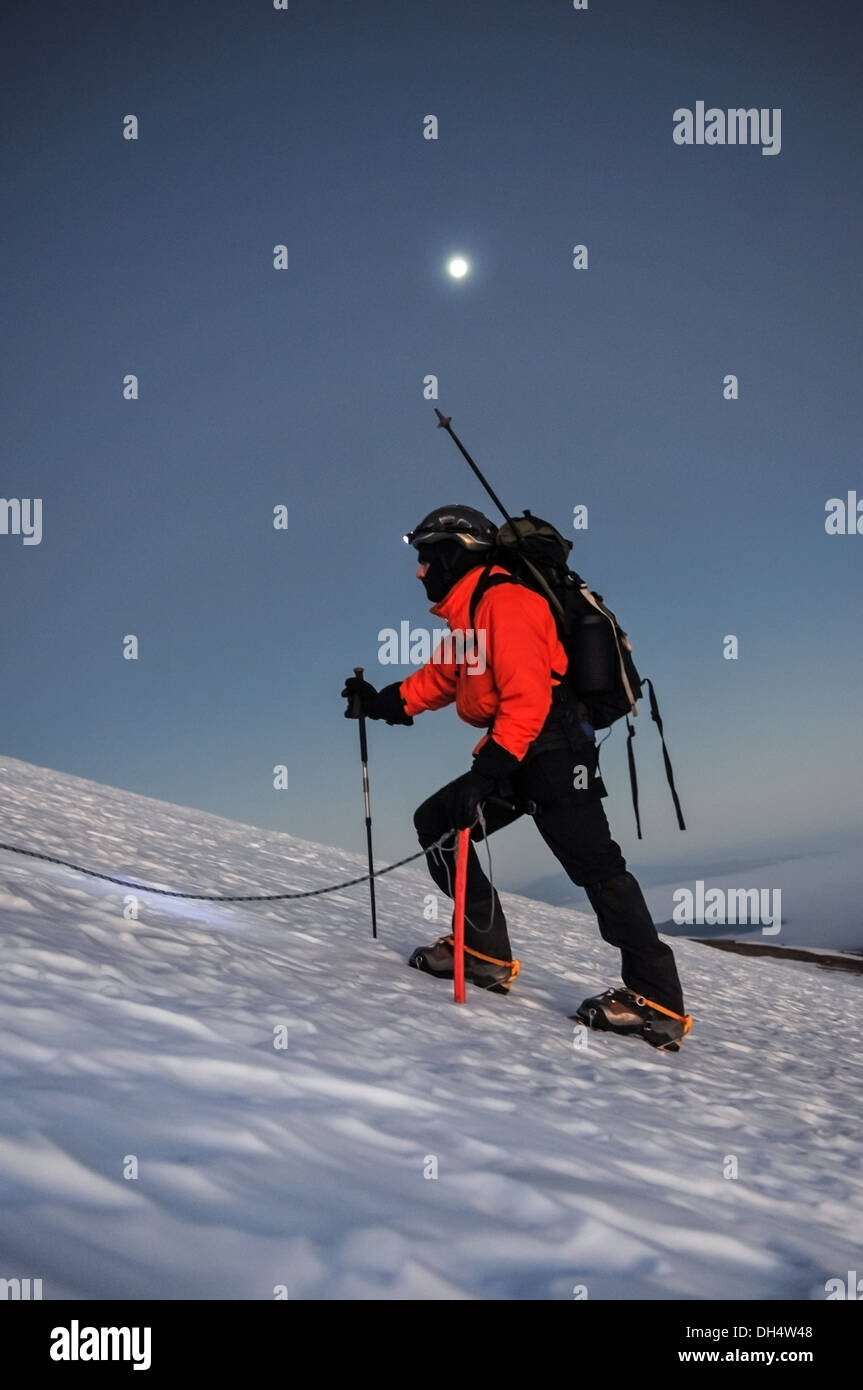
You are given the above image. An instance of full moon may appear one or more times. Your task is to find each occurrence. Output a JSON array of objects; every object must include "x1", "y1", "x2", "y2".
[{"x1": 447, "y1": 256, "x2": 469, "y2": 279}]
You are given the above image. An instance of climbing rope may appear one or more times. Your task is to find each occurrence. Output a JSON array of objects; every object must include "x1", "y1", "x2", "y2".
[{"x1": 0, "y1": 829, "x2": 457, "y2": 904}]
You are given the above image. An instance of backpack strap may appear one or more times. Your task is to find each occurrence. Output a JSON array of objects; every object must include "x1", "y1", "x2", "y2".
[
  {"x1": 643, "y1": 678, "x2": 686, "y2": 832},
  {"x1": 625, "y1": 716, "x2": 643, "y2": 840},
  {"x1": 468, "y1": 568, "x2": 516, "y2": 628},
  {"x1": 472, "y1": 568, "x2": 571, "y2": 684}
]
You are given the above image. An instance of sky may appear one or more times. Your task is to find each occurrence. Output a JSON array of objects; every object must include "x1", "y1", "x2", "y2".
[{"x1": 2, "y1": 0, "x2": 862, "y2": 932}]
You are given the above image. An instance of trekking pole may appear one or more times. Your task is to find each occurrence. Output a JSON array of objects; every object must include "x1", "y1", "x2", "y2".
[
  {"x1": 351, "y1": 665, "x2": 378, "y2": 939},
  {"x1": 434, "y1": 409, "x2": 518, "y2": 530},
  {"x1": 433, "y1": 408, "x2": 564, "y2": 620},
  {"x1": 452, "y1": 827, "x2": 470, "y2": 1004}
]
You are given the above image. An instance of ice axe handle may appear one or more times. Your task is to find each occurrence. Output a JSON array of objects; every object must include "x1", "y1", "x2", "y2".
[{"x1": 453, "y1": 827, "x2": 469, "y2": 1004}]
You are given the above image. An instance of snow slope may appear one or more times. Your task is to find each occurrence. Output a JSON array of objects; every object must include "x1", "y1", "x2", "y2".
[{"x1": 0, "y1": 754, "x2": 861, "y2": 1300}]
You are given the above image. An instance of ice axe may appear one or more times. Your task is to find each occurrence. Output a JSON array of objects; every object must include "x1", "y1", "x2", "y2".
[
  {"x1": 451, "y1": 796, "x2": 534, "y2": 1006},
  {"x1": 452, "y1": 827, "x2": 469, "y2": 1004}
]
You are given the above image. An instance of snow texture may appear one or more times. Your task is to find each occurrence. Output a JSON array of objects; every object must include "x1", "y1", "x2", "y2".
[{"x1": 0, "y1": 754, "x2": 861, "y2": 1300}]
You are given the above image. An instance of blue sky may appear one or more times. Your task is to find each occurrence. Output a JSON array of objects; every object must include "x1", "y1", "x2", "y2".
[{"x1": 2, "y1": 0, "x2": 862, "y2": 929}]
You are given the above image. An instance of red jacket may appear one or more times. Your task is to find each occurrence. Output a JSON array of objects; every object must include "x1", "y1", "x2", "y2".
[{"x1": 399, "y1": 566, "x2": 567, "y2": 761}]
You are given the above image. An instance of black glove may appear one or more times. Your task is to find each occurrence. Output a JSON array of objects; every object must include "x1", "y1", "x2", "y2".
[
  {"x1": 452, "y1": 769, "x2": 498, "y2": 830},
  {"x1": 341, "y1": 677, "x2": 413, "y2": 725},
  {"x1": 452, "y1": 739, "x2": 521, "y2": 830},
  {"x1": 341, "y1": 675, "x2": 378, "y2": 718}
]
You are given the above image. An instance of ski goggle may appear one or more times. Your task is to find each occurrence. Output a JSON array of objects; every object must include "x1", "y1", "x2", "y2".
[{"x1": 403, "y1": 521, "x2": 495, "y2": 550}]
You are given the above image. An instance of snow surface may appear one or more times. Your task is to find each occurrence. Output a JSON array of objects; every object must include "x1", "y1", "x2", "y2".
[{"x1": 0, "y1": 754, "x2": 861, "y2": 1300}]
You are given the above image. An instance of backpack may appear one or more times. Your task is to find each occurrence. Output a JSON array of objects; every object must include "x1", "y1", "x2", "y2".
[{"x1": 467, "y1": 511, "x2": 685, "y2": 838}]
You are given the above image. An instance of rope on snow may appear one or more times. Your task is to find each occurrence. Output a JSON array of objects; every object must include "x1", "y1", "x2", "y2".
[{"x1": 0, "y1": 830, "x2": 457, "y2": 904}]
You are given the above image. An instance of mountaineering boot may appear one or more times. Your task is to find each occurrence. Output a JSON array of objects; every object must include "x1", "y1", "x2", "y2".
[
  {"x1": 574, "y1": 986, "x2": 693, "y2": 1051},
  {"x1": 584, "y1": 872, "x2": 686, "y2": 1017},
  {"x1": 408, "y1": 935, "x2": 520, "y2": 995}
]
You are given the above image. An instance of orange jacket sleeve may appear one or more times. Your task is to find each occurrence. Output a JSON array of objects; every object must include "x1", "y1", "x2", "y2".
[
  {"x1": 480, "y1": 585, "x2": 560, "y2": 760},
  {"x1": 399, "y1": 643, "x2": 457, "y2": 716}
]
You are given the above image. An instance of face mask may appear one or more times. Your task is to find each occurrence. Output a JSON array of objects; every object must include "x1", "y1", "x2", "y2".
[
  {"x1": 417, "y1": 540, "x2": 482, "y2": 602},
  {"x1": 419, "y1": 558, "x2": 452, "y2": 602}
]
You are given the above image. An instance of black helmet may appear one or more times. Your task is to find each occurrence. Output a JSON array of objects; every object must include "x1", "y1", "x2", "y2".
[{"x1": 404, "y1": 504, "x2": 497, "y2": 552}]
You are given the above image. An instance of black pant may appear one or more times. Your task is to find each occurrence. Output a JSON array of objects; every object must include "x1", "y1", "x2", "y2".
[{"x1": 413, "y1": 734, "x2": 685, "y2": 1014}]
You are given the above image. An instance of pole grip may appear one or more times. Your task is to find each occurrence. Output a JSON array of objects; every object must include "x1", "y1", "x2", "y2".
[{"x1": 353, "y1": 665, "x2": 370, "y2": 760}]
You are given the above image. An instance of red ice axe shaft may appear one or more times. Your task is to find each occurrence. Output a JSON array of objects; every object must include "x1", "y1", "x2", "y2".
[
  {"x1": 452, "y1": 827, "x2": 470, "y2": 1004},
  {"x1": 452, "y1": 800, "x2": 517, "y2": 1004}
]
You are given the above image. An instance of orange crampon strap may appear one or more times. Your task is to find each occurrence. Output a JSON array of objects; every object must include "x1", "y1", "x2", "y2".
[
  {"x1": 442, "y1": 935, "x2": 521, "y2": 979},
  {"x1": 464, "y1": 944, "x2": 521, "y2": 979},
  {"x1": 631, "y1": 992, "x2": 693, "y2": 1034}
]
